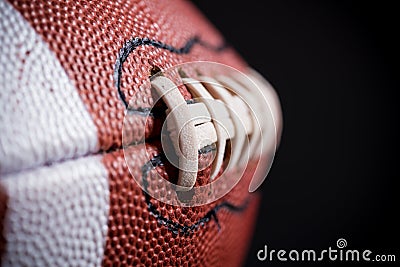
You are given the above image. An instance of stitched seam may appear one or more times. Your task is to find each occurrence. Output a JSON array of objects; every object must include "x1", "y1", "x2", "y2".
[
  {"x1": 141, "y1": 153, "x2": 250, "y2": 235},
  {"x1": 114, "y1": 36, "x2": 228, "y2": 109},
  {"x1": 1, "y1": 39, "x2": 229, "y2": 176}
]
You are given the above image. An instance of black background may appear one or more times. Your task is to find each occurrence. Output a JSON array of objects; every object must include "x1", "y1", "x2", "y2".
[{"x1": 192, "y1": 1, "x2": 398, "y2": 266}]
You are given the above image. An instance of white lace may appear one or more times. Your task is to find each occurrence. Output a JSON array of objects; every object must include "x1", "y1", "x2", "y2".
[{"x1": 151, "y1": 69, "x2": 281, "y2": 191}]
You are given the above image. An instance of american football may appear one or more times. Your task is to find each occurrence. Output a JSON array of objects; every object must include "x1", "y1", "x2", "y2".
[{"x1": 0, "y1": 0, "x2": 282, "y2": 266}]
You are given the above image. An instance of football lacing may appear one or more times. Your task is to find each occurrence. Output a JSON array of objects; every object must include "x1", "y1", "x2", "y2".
[{"x1": 151, "y1": 70, "x2": 277, "y2": 191}]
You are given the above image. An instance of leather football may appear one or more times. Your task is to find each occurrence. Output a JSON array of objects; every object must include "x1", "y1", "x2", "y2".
[{"x1": 0, "y1": 0, "x2": 282, "y2": 266}]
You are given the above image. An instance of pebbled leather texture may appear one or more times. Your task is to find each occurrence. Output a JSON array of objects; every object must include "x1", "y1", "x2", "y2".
[
  {"x1": 0, "y1": 0, "x2": 260, "y2": 266},
  {"x1": 102, "y1": 144, "x2": 259, "y2": 266},
  {"x1": 8, "y1": 0, "x2": 247, "y2": 151}
]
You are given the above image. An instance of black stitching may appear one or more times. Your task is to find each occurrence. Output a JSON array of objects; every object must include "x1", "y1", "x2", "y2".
[
  {"x1": 126, "y1": 106, "x2": 162, "y2": 118},
  {"x1": 140, "y1": 152, "x2": 250, "y2": 235},
  {"x1": 126, "y1": 99, "x2": 198, "y2": 117},
  {"x1": 116, "y1": 37, "x2": 241, "y2": 234},
  {"x1": 198, "y1": 144, "x2": 217, "y2": 155},
  {"x1": 114, "y1": 36, "x2": 229, "y2": 109}
]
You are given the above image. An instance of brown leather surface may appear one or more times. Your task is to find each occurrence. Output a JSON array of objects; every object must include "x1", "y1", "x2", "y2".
[
  {"x1": 102, "y1": 143, "x2": 259, "y2": 266},
  {"x1": 9, "y1": 0, "x2": 247, "y2": 151},
  {"x1": 7, "y1": 1, "x2": 258, "y2": 266}
]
